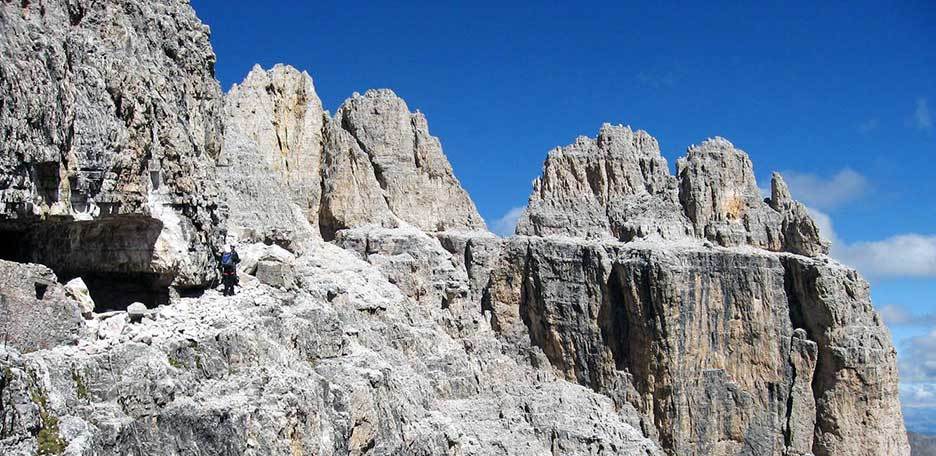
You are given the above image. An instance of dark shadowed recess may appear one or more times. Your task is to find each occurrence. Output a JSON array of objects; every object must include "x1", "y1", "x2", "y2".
[{"x1": 0, "y1": 216, "x2": 171, "y2": 310}]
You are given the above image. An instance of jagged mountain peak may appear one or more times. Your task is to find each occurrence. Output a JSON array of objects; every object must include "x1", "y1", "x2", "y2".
[{"x1": 520, "y1": 123, "x2": 829, "y2": 256}]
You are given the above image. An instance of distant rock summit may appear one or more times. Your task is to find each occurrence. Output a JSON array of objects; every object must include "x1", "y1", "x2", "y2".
[
  {"x1": 220, "y1": 65, "x2": 485, "y2": 247},
  {"x1": 0, "y1": 1, "x2": 909, "y2": 455},
  {"x1": 517, "y1": 124, "x2": 826, "y2": 256}
]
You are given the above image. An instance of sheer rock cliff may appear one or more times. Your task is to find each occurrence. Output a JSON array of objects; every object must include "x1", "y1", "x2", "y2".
[{"x1": 0, "y1": 0, "x2": 225, "y2": 289}]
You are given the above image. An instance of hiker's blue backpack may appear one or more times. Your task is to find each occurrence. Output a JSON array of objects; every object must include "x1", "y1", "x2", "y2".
[{"x1": 221, "y1": 252, "x2": 235, "y2": 272}]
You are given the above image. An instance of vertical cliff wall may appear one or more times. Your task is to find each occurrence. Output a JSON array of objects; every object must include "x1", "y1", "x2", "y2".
[
  {"x1": 0, "y1": 0, "x2": 225, "y2": 290},
  {"x1": 488, "y1": 126, "x2": 908, "y2": 455}
]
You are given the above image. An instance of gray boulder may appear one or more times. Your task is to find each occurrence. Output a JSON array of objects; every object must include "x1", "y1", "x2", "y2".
[
  {"x1": 64, "y1": 277, "x2": 96, "y2": 317},
  {"x1": 127, "y1": 302, "x2": 149, "y2": 323},
  {"x1": 0, "y1": 259, "x2": 84, "y2": 352}
]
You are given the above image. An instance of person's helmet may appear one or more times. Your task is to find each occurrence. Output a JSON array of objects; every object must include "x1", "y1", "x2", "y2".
[{"x1": 222, "y1": 245, "x2": 231, "y2": 254}]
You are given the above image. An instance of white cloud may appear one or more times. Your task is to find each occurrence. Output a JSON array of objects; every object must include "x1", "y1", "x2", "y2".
[
  {"x1": 899, "y1": 331, "x2": 936, "y2": 411},
  {"x1": 783, "y1": 169, "x2": 868, "y2": 210},
  {"x1": 901, "y1": 328, "x2": 936, "y2": 384},
  {"x1": 879, "y1": 304, "x2": 936, "y2": 326},
  {"x1": 805, "y1": 206, "x2": 936, "y2": 279},
  {"x1": 491, "y1": 206, "x2": 525, "y2": 237},
  {"x1": 902, "y1": 382, "x2": 936, "y2": 409},
  {"x1": 916, "y1": 98, "x2": 933, "y2": 132},
  {"x1": 836, "y1": 234, "x2": 936, "y2": 279}
]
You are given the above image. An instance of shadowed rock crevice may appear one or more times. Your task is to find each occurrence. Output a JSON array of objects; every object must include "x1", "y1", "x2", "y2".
[
  {"x1": 494, "y1": 233, "x2": 905, "y2": 455},
  {"x1": 778, "y1": 257, "x2": 906, "y2": 456},
  {"x1": 0, "y1": 217, "x2": 173, "y2": 310}
]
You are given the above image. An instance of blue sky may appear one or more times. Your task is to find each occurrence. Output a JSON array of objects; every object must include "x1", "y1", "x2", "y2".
[{"x1": 191, "y1": 0, "x2": 936, "y2": 433}]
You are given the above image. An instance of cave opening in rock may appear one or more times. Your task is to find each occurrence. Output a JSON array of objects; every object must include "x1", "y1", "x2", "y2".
[
  {"x1": 33, "y1": 161, "x2": 61, "y2": 204},
  {"x1": 0, "y1": 217, "x2": 171, "y2": 311}
]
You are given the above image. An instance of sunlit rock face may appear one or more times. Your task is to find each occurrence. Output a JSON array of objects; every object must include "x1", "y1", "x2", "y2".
[
  {"x1": 219, "y1": 64, "x2": 322, "y2": 247},
  {"x1": 498, "y1": 126, "x2": 904, "y2": 455},
  {"x1": 517, "y1": 125, "x2": 828, "y2": 257},
  {"x1": 0, "y1": 0, "x2": 225, "y2": 289},
  {"x1": 219, "y1": 71, "x2": 486, "y2": 244}
]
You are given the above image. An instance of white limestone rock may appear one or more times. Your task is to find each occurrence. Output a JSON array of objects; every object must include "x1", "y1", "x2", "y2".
[
  {"x1": 318, "y1": 121, "x2": 399, "y2": 239},
  {"x1": 334, "y1": 89, "x2": 487, "y2": 233},
  {"x1": 219, "y1": 65, "x2": 322, "y2": 245},
  {"x1": 517, "y1": 124, "x2": 690, "y2": 241},
  {"x1": 64, "y1": 277, "x2": 96, "y2": 317},
  {"x1": 127, "y1": 302, "x2": 148, "y2": 323},
  {"x1": 519, "y1": 126, "x2": 829, "y2": 257},
  {"x1": 0, "y1": 0, "x2": 226, "y2": 288},
  {"x1": 0, "y1": 240, "x2": 663, "y2": 456}
]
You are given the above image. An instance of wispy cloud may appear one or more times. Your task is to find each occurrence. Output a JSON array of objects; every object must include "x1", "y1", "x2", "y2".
[
  {"x1": 879, "y1": 304, "x2": 936, "y2": 326},
  {"x1": 783, "y1": 169, "x2": 868, "y2": 210},
  {"x1": 915, "y1": 98, "x2": 933, "y2": 132},
  {"x1": 808, "y1": 206, "x2": 936, "y2": 279},
  {"x1": 491, "y1": 206, "x2": 525, "y2": 237},
  {"x1": 837, "y1": 234, "x2": 936, "y2": 279},
  {"x1": 902, "y1": 382, "x2": 936, "y2": 409},
  {"x1": 901, "y1": 328, "x2": 936, "y2": 383},
  {"x1": 858, "y1": 118, "x2": 879, "y2": 135}
]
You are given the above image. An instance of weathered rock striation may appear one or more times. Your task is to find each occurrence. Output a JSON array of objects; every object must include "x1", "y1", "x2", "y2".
[
  {"x1": 517, "y1": 125, "x2": 828, "y2": 257},
  {"x1": 0, "y1": 2, "x2": 908, "y2": 456},
  {"x1": 220, "y1": 71, "x2": 486, "y2": 244},
  {"x1": 493, "y1": 126, "x2": 904, "y2": 455},
  {"x1": 219, "y1": 64, "x2": 322, "y2": 246},
  {"x1": 0, "y1": 0, "x2": 225, "y2": 289},
  {"x1": 481, "y1": 237, "x2": 906, "y2": 455}
]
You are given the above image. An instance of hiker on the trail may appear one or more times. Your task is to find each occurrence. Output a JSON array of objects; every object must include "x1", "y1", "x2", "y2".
[{"x1": 220, "y1": 244, "x2": 240, "y2": 296}]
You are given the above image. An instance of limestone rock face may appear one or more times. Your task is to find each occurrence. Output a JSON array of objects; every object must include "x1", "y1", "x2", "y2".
[
  {"x1": 518, "y1": 127, "x2": 828, "y2": 257},
  {"x1": 675, "y1": 138, "x2": 829, "y2": 256},
  {"x1": 334, "y1": 90, "x2": 487, "y2": 232},
  {"x1": 497, "y1": 126, "x2": 903, "y2": 455},
  {"x1": 219, "y1": 73, "x2": 485, "y2": 244},
  {"x1": 0, "y1": 0, "x2": 225, "y2": 288},
  {"x1": 0, "y1": 242, "x2": 662, "y2": 456},
  {"x1": 219, "y1": 65, "x2": 323, "y2": 244},
  {"x1": 318, "y1": 120, "x2": 397, "y2": 238},
  {"x1": 0, "y1": 259, "x2": 84, "y2": 352},
  {"x1": 771, "y1": 173, "x2": 828, "y2": 257},
  {"x1": 479, "y1": 236, "x2": 908, "y2": 456},
  {"x1": 517, "y1": 124, "x2": 689, "y2": 241},
  {"x1": 782, "y1": 257, "x2": 908, "y2": 455}
]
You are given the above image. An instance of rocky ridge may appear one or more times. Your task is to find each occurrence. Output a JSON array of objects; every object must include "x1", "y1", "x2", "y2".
[
  {"x1": 517, "y1": 125, "x2": 827, "y2": 257},
  {"x1": 0, "y1": 1, "x2": 909, "y2": 456},
  {"x1": 220, "y1": 66, "x2": 486, "y2": 247}
]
